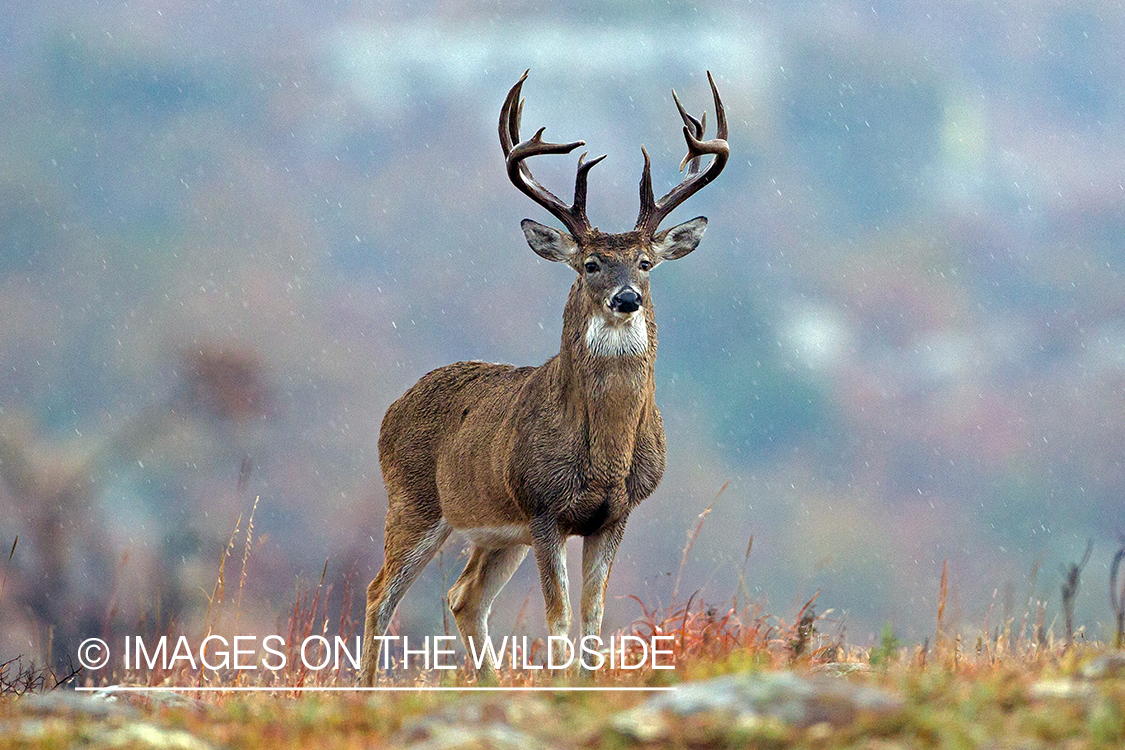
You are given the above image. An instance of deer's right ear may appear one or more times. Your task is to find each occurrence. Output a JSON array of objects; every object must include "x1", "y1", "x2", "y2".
[{"x1": 522, "y1": 219, "x2": 578, "y2": 263}]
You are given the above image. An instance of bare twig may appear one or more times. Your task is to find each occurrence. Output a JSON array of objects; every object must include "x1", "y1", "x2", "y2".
[
  {"x1": 789, "y1": 592, "x2": 819, "y2": 660},
  {"x1": 1110, "y1": 535, "x2": 1124, "y2": 649},
  {"x1": 0, "y1": 655, "x2": 79, "y2": 695},
  {"x1": 672, "y1": 481, "x2": 728, "y2": 603},
  {"x1": 1061, "y1": 539, "x2": 1093, "y2": 649},
  {"x1": 0, "y1": 535, "x2": 16, "y2": 604},
  {"x1": 1034, "y1": 600, "x2": 1048, "y2": 649},
  {"x1": 234, "y1": 495, "x2": 260, "y2": 636},
  {"x1": 203, "y1": 512, "x2": 242, "y2": 639},
  {"x1": 936, "y1": 558, "x2": 949, "y2": 653},
  {"x1": 733, "y1": 534, "x2": 753, "y2": 611},
  {"x1": 1016, "y1": 553, "x2": 1042, "y2": 653}
]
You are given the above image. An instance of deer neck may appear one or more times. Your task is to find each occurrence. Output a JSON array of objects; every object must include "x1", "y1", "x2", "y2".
[{"x1": 554, "y1": 285, "x2": 657, "y2": 480}]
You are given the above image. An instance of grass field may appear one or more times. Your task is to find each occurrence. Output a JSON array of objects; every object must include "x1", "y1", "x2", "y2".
[
  {"x1": 3, "y1": 584, "x2": 1125, "y2": 749},
  {"x1": 3, "y1": 637, "x2": 1125, "y2": 748}
]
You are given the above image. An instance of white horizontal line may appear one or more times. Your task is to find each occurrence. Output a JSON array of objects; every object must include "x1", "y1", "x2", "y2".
[{"x1": 76, "y1": 685, "x2": 675, "y2": 693}]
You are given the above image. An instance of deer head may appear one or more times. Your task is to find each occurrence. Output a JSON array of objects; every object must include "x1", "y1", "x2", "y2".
[{"x1": 499, "y1": 71, "x2": 729, "y2": 357}]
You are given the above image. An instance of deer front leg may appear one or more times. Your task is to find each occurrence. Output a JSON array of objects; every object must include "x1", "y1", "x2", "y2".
[
  {"x1": 529, "y1": 516, "x2": 571, "y2": 639},
  {"x1": 579, "y1": 519, "x2": 627, "y2": 678}
]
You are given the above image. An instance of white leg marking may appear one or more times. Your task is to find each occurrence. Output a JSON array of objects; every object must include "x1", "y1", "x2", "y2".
[
  {"x1": 547, "y1": 542, "x2": 571, "y2": 637},
  {"x1": 581, "y1": 532, "x2": 618, "y2": 638}
]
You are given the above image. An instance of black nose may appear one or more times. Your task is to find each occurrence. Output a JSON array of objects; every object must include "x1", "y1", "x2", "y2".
[{"x1": 610, "y1": 289, "x2": 642, "y2": 314}]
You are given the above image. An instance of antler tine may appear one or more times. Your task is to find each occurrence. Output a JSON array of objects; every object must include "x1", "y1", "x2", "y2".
[
  {"x1": 710, "y1": 70, "x2": 729, "y2": 141},
  {"x1": 575, "y1": 151, "x2": 608, "y2": 218},
  {"x1": 637, "y1": 145, "x2": 656, "y2": 232},
  {"x1": 672, "y1": 89, "x2": 705, "y2": 176},
  {"x1": 500, "y1": 72, "x2": 604, "y2": 239},
  {"x1": 672, "y1": 89, "x2": 705, "y2": 138},
  {"x1": 500, "y1": 72, "x2": 531, "y2": 184},
  {"x1": 635, "y1": 71, "x2": 730, "y2": 236},
  {"x1": 499, "y1": 70, "x2": 527, "y2": 156}
]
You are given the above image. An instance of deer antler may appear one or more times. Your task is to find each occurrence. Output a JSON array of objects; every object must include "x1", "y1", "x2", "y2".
[
  {"x1": 500, "y1": 71, "x2": 606, "y2": 240},
  {"x1": 635, "y1": 71, "x2": 729, "y2": 236}
]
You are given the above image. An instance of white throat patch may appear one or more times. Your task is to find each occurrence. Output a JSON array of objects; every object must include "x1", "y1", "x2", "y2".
[{"x1": 585, "y1": 313, "x2": 648, "y2": 357}]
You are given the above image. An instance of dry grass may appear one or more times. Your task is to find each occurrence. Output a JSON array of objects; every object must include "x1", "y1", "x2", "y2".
[
  {"x1": 6, "y1": 488, "x2": 1122, "y2": 694},
  {"x1": 62, "y1": 490, "x2": 1115, "y2": 693},
  {"x1": 5, "y1": 493, "x2": 1125, "y2": 749}
]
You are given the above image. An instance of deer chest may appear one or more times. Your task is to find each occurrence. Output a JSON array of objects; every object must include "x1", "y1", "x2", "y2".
[{"x1": 512, "y1": 427, "x2": 665, "y2": 538}]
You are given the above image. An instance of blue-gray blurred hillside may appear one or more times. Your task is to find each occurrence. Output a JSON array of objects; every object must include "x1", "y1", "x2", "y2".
[{"x1": 2, "y1": 1, "x2": 1124, "y2": 666}]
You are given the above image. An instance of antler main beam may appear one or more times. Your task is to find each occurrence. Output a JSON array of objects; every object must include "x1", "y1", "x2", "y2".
[
  {"x1": 500, "y1": 71, "x2": 606, "y2": 240},
  {"x1": 635, "y1": 71, "x2": 729, "y2": 236}
]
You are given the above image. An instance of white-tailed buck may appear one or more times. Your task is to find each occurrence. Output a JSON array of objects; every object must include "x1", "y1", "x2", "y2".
[{"x1": 359, "y1": 71, "x2": 728, "y2": 685}]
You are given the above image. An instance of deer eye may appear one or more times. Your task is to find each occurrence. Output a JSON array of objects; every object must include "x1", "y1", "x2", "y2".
[
  {"x1": 639, "y1": 259, "x2": 652, "y2": 272},
  {"x1": 584, "y1": 260, "x2": 599, "y2": 274}
]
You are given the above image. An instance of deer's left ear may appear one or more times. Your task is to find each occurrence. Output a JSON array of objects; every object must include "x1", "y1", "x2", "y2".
[{"x1": 653, "y1": 217, "x2": 707, "y2": 262}]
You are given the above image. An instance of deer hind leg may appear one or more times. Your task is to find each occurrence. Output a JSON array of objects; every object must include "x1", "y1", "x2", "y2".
[
  {"x1": 358, "y1": 513, "x2": 451, "y2": 686},
  {"x1": 448, "y1": 543, "x2": 529, "y2": 683}
]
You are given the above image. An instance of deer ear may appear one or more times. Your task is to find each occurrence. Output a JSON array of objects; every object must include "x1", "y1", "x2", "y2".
[
  {"x1": 522, "y1": 219, "x2": 577, "y2": 262},
  {"x1": 653, "y1": 217, "x2": 707, "y2": 262}
]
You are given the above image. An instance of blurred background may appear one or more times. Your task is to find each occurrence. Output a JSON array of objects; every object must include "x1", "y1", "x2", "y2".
[{"x1": 2, "y1": 0, "x2": 1124, "y2": 669}]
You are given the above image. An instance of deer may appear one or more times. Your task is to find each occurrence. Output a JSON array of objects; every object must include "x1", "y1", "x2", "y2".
[{"x1": 358, "y1": 71, "x2": 728, "y2": 686}]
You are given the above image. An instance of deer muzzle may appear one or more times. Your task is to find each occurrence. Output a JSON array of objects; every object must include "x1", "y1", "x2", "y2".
[{"x1": 609, "y1": 287, "x2": 643, "y2": 314}]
